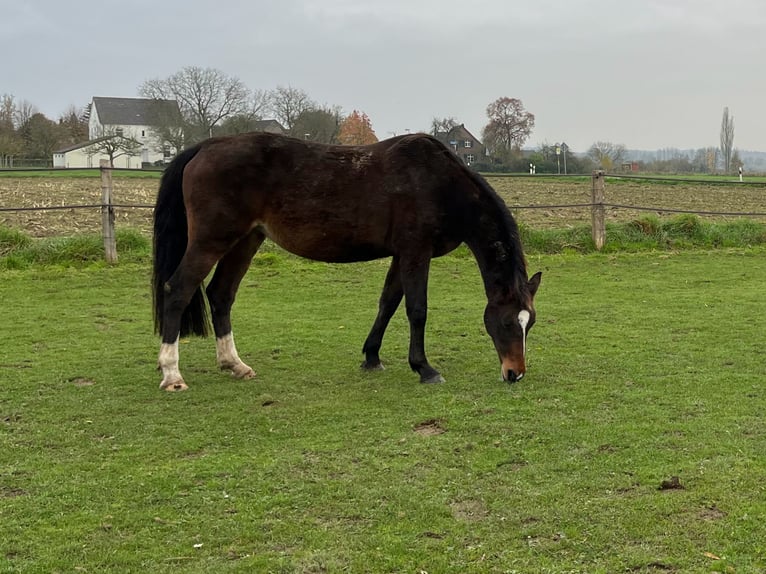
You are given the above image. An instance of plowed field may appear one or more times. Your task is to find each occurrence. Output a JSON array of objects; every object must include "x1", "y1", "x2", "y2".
[{"x1": 2, "y1": 175, "x2": 765, "y2": 237}]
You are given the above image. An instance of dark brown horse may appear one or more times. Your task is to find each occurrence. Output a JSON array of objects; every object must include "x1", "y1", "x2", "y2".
[{"x1": 152, "y1": 132, "x2": 541, "y2": 391}]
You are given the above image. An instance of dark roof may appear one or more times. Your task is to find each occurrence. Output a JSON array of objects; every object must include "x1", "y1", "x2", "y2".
[
  {"x1": 436, "y1": 124, "x2": 483, "y2": 146},
  {"x1": 92, "y1": 97, "x2": 181, "y2": 126},
  {"x1": 252, "y1": 119, "x2": 286, "y2": 133},
  {"x1": 54, "y1": 135, "x2": 114, "y2": 154}
]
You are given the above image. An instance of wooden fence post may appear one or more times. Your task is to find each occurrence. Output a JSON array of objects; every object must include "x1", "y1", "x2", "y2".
[
  {"x1": 591, "y1": 170, "x2": 606, "y2": 250},
  {"x1": 100, "y1": 160, "x2": 118, "y2": 263}
]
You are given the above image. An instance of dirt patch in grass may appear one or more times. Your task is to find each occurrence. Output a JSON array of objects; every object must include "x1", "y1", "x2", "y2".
[
  {"x1": 658, "y1": 476, "x2": 685, "y2": 491},
  {"x1": 450, "y1": 499, "x2": 489, "y2": 522},
  {"x1": 0, "y1": 486, "x2": 27, "y2": 498},
  {"x1": 698, "y1": 505, "x2": 727, "y2": 521},
  {"x1": 413, "y1": 419, "x2": 446, "y2": 436},
  {"x1": 69, "y1": 377, "x2": 96, "y2": 387}
]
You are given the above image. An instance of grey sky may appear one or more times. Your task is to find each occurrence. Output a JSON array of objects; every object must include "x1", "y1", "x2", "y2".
[{"x1": 4, "y1": 0, "x2": 765, "y2": 152}]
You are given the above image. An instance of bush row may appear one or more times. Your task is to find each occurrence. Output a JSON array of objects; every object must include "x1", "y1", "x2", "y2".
[{"x1": 2, "y1": 215, "x2": 765, "y2": 270}]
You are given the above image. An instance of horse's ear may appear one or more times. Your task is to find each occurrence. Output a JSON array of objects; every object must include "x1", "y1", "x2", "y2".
[
  {"x1": 493, "y1": 241, "x2": 508, "y2": 262},
  {"x1": 528, "y1": 271, "x2": 542, "y2": 297}
]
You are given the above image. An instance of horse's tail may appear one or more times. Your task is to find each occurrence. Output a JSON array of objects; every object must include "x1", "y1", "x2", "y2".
[{"x1": 152, "y1": 144, "x2": 210, "y2": 338}]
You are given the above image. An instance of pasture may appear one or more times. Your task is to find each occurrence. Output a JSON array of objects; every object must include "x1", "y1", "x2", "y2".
[{"x1": 2, "y1": 248, "x2": 766, "y2": 572}]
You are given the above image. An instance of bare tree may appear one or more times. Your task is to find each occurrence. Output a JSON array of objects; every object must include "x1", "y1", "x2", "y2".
[
  {"x1": 248, "y1": 89, "x2": 271, "y2": 122},
  {"x1": 139, "y1": 66, "x2": 251, "y2": 143},
  {"x1": 430, "y1": 116, "x2": 460, "y2": 136},
  {"x1": 57, "y1": 105, "x2": 88, "y2": 146},
  {"x1": 216, "y1": 89, "x2": 272, "y2": 136},
  {"x1": 14, "y1": 99, "x2": 37, "y2": 129},
  {"x1": 481, "y1": 97, "x2": 535, "y2": 162},
  {"x1": 692, "y1": 147, "x2": 718, "y2": 174},
  {"x1": 86, "y1": 126, "x2": 142, "y2": 167},
  {"x1": 720, "y1": 106, "x2": 735, "y2": 173},
  {"x1": 1, "y1": 94, "x2": 16, "y2": 127},
  {"x1": 268, "y1": 86, "x2": 315, "y2": 132},
  {"x1": 0, "y1": 95, "x2": 23, "y2": 166},
  {"x1": 143, "y1": 100, "x2": 186, "y2": 156},
  {"x1": 587, "y1": 141, "x2": 627, "y2": 171}
]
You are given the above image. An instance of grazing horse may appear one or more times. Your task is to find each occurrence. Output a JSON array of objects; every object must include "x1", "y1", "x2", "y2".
[{"x1": 152, "y1": 132, "x2": 541, "y2": 391}]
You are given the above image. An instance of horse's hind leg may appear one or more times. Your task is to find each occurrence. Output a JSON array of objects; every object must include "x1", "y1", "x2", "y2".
[
  {"x1": 206, "y1": 229, "x2": 265, "y2": 379},
  {"x1": 361, "y1": 257, "x2": 403, "y2": 370},
  {"x1": 159, "y1": 245, "x2": 221, "y2": 391}
]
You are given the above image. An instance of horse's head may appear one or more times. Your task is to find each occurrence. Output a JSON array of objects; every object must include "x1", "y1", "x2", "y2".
[{"x1": 484, "y1": 271, "x2": 542, "y2": 383}]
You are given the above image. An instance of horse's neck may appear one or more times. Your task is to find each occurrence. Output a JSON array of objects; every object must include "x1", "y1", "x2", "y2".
[{"x1": 465, "y1": 215, "x2": 527, "y2": 303}]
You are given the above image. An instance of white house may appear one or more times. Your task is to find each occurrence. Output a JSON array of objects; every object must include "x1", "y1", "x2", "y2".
[
  {"x1": 52, "y1": 136, "x2": 121, "y2": 169},
  {"x1": 53, "y1": 97, "x2": 182, "y2": 169}
]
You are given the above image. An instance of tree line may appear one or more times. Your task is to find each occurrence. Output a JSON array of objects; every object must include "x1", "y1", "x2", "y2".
[
  {"x1": 138, "y1": 69, "x2": 377, "y2": 152},
  {"x1": 0, "y1": 66, "x2": 544, "y2": 169},
  {"x1": 0, "y1": 95, "x2": 87, "y2": 167},
  {"x1": 0, "y1": 67, "x2": 380, "y2": 167},
  {"x1": 0, "y1": 67, "x2": 741, "y2": 174}
]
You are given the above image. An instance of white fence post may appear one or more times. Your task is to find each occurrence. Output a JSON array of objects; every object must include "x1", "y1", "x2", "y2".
[{"x1": 591, "y1": 170, "x2": 606, "y2": 250}]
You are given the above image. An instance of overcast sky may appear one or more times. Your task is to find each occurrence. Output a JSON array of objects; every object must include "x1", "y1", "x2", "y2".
[{"x1": 4, "y1": 0, "x2": 765, "y2": 152}]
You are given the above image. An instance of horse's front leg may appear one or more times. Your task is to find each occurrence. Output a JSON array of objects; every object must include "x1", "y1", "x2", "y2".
[
  {"x1": 362, "y1": 256, "x2": 403, "y2": 370},
  {"x1": 158, "y1": 336, "x2": 186, "y2": 391},
  {"x1": 206, "y1": 230, "x2": 264, "y2": 380},
  {"x1": 400, "y1": 256, "x2": 444, "y2": 384}
]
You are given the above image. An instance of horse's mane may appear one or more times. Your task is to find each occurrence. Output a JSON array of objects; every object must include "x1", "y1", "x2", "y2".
[
  {"x1": 463, "y1": 167, "x2": 530, "y2": 295},
  {"x1": 392, "y1": 134, "x2": 530, "y2": 295}
]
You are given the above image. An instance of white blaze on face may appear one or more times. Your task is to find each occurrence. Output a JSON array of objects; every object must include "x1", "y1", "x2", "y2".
[{"x1": 518, "y1": 310, "x2": 530, "y2": 357}]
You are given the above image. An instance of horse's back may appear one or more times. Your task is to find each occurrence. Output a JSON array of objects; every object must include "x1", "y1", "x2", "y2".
[{"x1": 181, "y1": 132, "x2": 474, "y2": 262}]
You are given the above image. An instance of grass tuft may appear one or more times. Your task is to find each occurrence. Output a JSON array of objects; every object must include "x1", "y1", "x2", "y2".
[
  {"x1": 0, "y1": 226, "x2": 151, "y2": 269},
  {"x1": 0, "y1": 225, "x2": 32, "y2": 255}
]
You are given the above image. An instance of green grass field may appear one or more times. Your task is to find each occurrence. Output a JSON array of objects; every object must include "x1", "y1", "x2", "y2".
[{"x1": 2, "y1": 248, "x2": 765, "y2": 572}]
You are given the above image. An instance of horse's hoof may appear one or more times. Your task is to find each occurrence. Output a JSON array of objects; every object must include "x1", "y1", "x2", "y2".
[
  {"x1": 361, "y1": 361, "x2": 385, "y2": 371},
  {"x1": 421, "y1": 373, "x2": 445, "y2": 384},
  {"x1": 160, "y1": 379, "x2": 188, "y2": 392},
  {"x1": 231, "y1": 364, "x2": 256, "y2": 379}
]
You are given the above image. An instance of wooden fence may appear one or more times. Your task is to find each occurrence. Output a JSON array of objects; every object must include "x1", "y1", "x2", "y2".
[
  {"x1": 3, "y1": 167, "x2": 766, "y2": 261},
  {"x1": 99, "y1": 160, "x2": 117, "y2": 263}
]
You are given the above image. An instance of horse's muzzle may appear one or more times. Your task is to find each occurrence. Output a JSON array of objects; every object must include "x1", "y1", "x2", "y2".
[{"x1": 501, "y1": 357, "x2": 526, "y2": 383}]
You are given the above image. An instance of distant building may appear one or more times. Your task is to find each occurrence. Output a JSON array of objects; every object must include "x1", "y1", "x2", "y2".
[
  {"x1": 621, "y1": 161, "x2": 639, "y2": 173},
  {"x1": 52, "y1": 136, "x2": 115, "y2": 169},
  {"x1": 434, "y1": 124, "x2": 487, "y2": 166},
  {"x1": 53, "y1": 97, "x2": 182, "y2": 168},
  {"x1": 251, "y1": 119, "x2": 286, "y2": 134}
]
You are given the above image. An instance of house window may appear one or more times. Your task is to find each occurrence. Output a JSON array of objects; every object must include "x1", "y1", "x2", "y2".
[
  {"x1": 115, "y1": 128, "x2": 124, "y2": 137},
  {"x1": 141, "y1": 130, "x2": 145, "y2": 137},
  {"x1": 464, "y1": 140, "x2": 473, "y2": 148},
  {"x1": 465, "y1": 154, "x2": 475, "y2": 165}
]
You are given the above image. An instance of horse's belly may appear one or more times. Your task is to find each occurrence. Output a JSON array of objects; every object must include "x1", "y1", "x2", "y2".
[{"x1": 258, "y1": 223, "x2": 391, "y2": 263}]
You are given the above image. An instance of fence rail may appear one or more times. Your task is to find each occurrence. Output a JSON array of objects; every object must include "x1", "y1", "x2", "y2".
[{"x1": 2, "y1": 168, "x2": 766, "y2": 259}]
